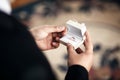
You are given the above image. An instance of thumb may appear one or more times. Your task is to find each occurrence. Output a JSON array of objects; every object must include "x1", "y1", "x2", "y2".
[
  {"x1": 45, "y1": 26, "x2": 66, "y2": 33},
  {"x1": 67, "y1": 43, "x2": 76, "y2": 55}
]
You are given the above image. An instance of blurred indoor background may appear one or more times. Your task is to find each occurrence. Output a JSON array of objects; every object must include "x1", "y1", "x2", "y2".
[{"x1": 11, "y1": 0, "x2": 120, "y2": 80}]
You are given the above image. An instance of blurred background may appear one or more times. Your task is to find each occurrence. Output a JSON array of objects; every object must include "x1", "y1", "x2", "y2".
[{"x1": 11, "y1": 0, "x2": 120, "y2": 80}]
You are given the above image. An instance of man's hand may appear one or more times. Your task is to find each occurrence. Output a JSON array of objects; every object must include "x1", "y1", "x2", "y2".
[
  {"x1": 30, "y1": 25, "x2": 66, "y2": 51},
  {"x1": 67, "y1": 31, "x2": 93, "y2": 72}
]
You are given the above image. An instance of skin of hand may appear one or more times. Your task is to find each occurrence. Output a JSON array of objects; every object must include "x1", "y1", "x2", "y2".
[
  {"x1": 30, "y1": 25, "x2": 67, "y2": 51},
  {"x1": 66, "y1": 31, "x2": 93, "y2": 72}
]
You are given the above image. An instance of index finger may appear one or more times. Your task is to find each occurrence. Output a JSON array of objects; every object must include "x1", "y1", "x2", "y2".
[
  {"x1": 45, "y1": 25, "x2": 66, "y2": 33},
  {"x1": 84, "y1": 31, "x2": 93, "y2": 53}
]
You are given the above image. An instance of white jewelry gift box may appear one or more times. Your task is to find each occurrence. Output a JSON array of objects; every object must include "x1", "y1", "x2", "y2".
[{"x1": 60, "y1": 20, "x2": 86, "y2": 49}]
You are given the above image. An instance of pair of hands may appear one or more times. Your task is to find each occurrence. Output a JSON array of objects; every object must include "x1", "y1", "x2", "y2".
[{"x1": 30, "y1": 25, "x2": 93, "y2": 72}]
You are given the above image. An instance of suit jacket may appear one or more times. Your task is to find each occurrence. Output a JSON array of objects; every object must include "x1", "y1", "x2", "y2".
[{"x1": 0, "y1": 11, "x2": 88, "y2": 80}]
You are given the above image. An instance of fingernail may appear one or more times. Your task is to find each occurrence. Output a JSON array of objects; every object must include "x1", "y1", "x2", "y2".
[
  {"x1": 58, "y1": 26, "x2": 65, "y2": 30},
  {"x1": 67, "y1": 43, "x2": 71, "y2": 46}
]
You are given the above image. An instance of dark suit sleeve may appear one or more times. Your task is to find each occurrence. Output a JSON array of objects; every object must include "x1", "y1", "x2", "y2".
[
  {"x1": 65, "y1": 65, "x2": 89, "y2": 80},
  {"x1": 0, "y1": 11, "x2": 57, "y2": 80}
]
